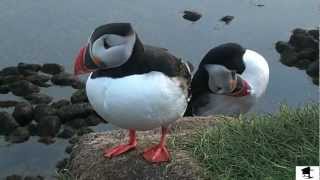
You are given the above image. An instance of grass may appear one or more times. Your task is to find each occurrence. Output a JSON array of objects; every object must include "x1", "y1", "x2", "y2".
[{"x1": 182, "y1": 104, "x2": 319, "y2": 180}]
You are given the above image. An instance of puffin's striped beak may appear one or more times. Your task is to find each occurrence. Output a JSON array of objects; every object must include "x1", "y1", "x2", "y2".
[{"x1": 74, "y1": 45, "x2": 92, "y2": 75}]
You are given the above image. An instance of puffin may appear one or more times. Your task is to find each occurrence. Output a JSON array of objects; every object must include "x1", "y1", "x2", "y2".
[
  {"x1": 185, "y1": 43, "x2": 269, "y2": 116},
  {"x1": 73, "y1": 23, "x2": 192, "y2": 163}
]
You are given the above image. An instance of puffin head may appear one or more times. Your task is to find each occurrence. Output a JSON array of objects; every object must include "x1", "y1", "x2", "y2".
[
  {"x1": 74, "y1": 23, "x2": 139, "y2": 75},
  {"x1": 195, "y1": 43, "x2": 251, "y2": 97}
]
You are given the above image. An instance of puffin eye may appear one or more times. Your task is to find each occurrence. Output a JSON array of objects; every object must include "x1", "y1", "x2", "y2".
[
  {"x1": 103, "y1": 39, "x2": 110, "y2": 49},
  {"x1": 216, "y1": 87, "x2": 222, "y2": 91}
]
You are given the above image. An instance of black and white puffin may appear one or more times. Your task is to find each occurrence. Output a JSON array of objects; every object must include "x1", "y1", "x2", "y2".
[
  {"x1": 73, "y1": 23, "x2": 191, "y2": 163},
  {"x1": 186, "y1": 43, "x2": 269, "y2": 116}
]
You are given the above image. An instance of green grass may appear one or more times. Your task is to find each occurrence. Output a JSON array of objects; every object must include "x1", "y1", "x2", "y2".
[{"x1": 184, "y1": 104, "x2": 319, "y2": 180}]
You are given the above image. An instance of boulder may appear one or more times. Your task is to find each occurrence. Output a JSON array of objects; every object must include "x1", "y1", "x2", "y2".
[
  {"x1": 0, "y1": 75, "x2": 25, "y2": 85},
  {"x1": 51, "y1": 99, "x2": 71, "y2": 109},
  {"x1": 308, "y1": 29, "x2": 319, "y2": 40},
  {"x1": 297, "y1": 48, "x2": 317, "y2": 61},
  {"x1": 66, "y1": 118, "x2": 88, "y2": 129},
  {"x1": 28, "y1": 121, "x2": 38, "y2": 136},
  {"x1": 33, "y1": 104, "x2": 57, "y2": 122},
  {"x1": 0, "y1": 66, "x2": 20, "y2": 76},
  {"x1": 9, "y1": 80, "x2": 40, "y2": 96},
  {"x1": 57, "y1": 126, "x2": 75, "y2": 139},
  {"x1": 6, "y1": 127, "x2": 30, "y2": 143},
  {"x1": 17, "y1": 63, "x2": 41, "y2": 76},
  {"x1": 41, "y1": 63, "x2": 64, "y2": 75},
  {"x1": 57, "y1": 103, "x2": 94, "y2": 121},
  {"x1": 13, "y1": 102, "x2": 33, "y2": 126},
  {"x1": 0, "y1": 111, "x2": 19, "y2": 135},
  {"x1": 182, "y1": 10, "x2": 202, "y2": 22},
  {"x1": 220, "y1": 15, "x2": 234, "y2": 24},
  {"x1": 306, "y1": 60, "x2": 319, "y2": 78},
  {"x1": 24, "y1": 93, "x2": 53, "y2": 104},
  {"x1": 71, "y1": 89, "x2": 88, "y2": 104},
  {"x1": 25, "y1": 74, "x2": 51, "y2": 87},
  {"x1": 0, "y1": 100, "x2": 18, "y2": 108},
  {"x1": 37, "y1": 115, "x2": 61, "y2": 137},
  {"x1": 275, "y1": 41, "x2": 294, "y2": 54},
  {"x1": 86, "y1": 113, "x2": 104, "y2": 126},
  {"x1": 6, "y1": 175, "x2": 23, "y2": 180},
  {"x1": 38, "y1": 137, "x2": 56, "y2": 145},
  {"x1": 77, "y1": 127, "x2": 94, "y2": 136},
  {"x1": 0, "y1": 85, "x2": 10, "y2": 94},
  {"x1": 279, "y1": 50, "x2": 299, "y2": 67},
  {"x1": 51, "y1": 72, "x2": 79, "y2": 86},
  {"x1": 289, "y1": 33, "x2": 318, "y2": 50}
]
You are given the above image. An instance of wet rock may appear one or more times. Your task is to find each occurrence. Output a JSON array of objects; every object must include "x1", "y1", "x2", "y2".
[
  {"x1": 38, "y1": 137, "x2": 56, "y2": 145},
  {"x1": 33, "y1": 104, "x2": 57, "y2": 122},
  {"x1": 57, "y1": 103, "x2": 94, "y2": 121},
  {"x1": 51, "y1": 99, "x2": 71, "y2": 109},
  {"x1": 279, "y1": 50, "x2": 299, "y2": 67},
  {"x1": 308, "y1": 29, "x2": 319, "y2": 40},
  {"x1": 24, "y1": 176, "x2": 44, "y2": 180},
  {"x1": 17, "y1": 63, "x2": 41, "y2": 76},
  {"x1": 13, "y1": 102, "x2": 33, "y2": 126},
  {"x1": 24, "y1": 93, "x2": 53, "y2": 104},
  {"x1": 51, "y1": 72, "x2": 78, "y2": 86},
  {"x1": 275, "y1": 41, "x2": 294, "y2": 54},
  {"x1": 0, "y1": 112, "x2": 19, "y2": 135},
  {"x1": 77, "y1": 127, "x2": 93, "y2": 136},
  {"x1": 65, "y1": 145, "x2": 73, "y2": 154},
  {"x1": 57, "y1": 126, "x2": 75, "y2": 139},
  {"x1": 9, "y1": 80, "x2": 40, "y2": 96},
  {"x1": 0, "y1": 100, "x2": 18, "y2": 108},
  {"x1": 289, "y1": 32, "x2": 318, "y2": 50},
  {"x1": 56, "y1": 158, "x2": 69, "y2": 170},
  {"x1": 66, "y1": 118, "x2": 88, "y2": 129},
  {"x1": 220, "y1": 15, "x2": 234, "y2": 24},
  {"x1": 71, "y1": 89, "x2": 88, "y2": 104},
  {"x1": 41, "y1": 63, "x2": 64, "y2": 75},
  {"x1": 306, "y1": 60, "x2": 319, "y2": 78},
  {"x1": 297, "y1": 48, "x2": 317, "y2": 61},
  {"x1": 0, "y1": 85, "x2": 10, "y2": 94},
  {"x1": 182, "y1": 10, "x2": 202, "y2": 22},
  {"x1": 86, "y1": 113, "x2": 103, "y2": 126},
  {"x1": 295, "y1": 59, "x2": 312, "y2": 70},
  {"x1": 37, "y1": 115, "x2": 61, "y2": 137},
  {"x1": 0, "y1": 66, "x2": 19, "y2": 76},
  {"x1": 25, "y1": 74, "x2": 51, "y2": 87},
  {"x1": 28, "y1": 121, "x2": 38, "y2": 136},
  {"x1": 6, "y1": 175, "x2": 23, "y2": 180},
  {"x1": 6, "y1": 127, "x2": 30, "y2": 143}
]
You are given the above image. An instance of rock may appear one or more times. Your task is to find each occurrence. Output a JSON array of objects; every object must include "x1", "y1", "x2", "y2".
[
  {"x1": 77, "y1": 127, "x2": 93, "y2": 136},
  {"x1": 0, "y1": 85, "x2": 10, "y2": 94},
  {"x1": 182, "y1": 10, "x2": 202, "y2": 22},
  {"x1": 275, "y1": 41, "x2": 294, "y2": 54},
  {"x1": 57, "y1": 103, "x2": 94, "y2": 121},
  {"x1": 25, "y1": 74, "x2": 51, "y2": 87},
  {"x1": 68, "y1": 118, "x2": 214, "y2": 180},
  {"x1": 23, "y1": 176, "x2": 44, "y2": 180},
  {"x1": 37, "y1": 115, "x2": 61, "y2": 137},
  {"x1": 71, "y1": 89, "x2": 88, "y2": 104},
  {"x1": 292, "y1": 28, "x2": 307, "y2": 35},
  {"x1": 295, "y1": 59, "x2": 312, "y2": 70},
  {"x1": 66, "y1": 118, "x2": 88, "y2": 129},
  {"x1": 41, "y1": 63, "x2": 64, "y2": 75},
  {"x1": 6, "y1": 127, "x2": 30, "y2": 143},
  {"x1": 220, "y1": 15, "x2": 234, "y2": 24},
  {"x1": 24, "y1": 93, "x2": 53, "y2": 104},
  {"x1": 256, "y1": 4, "x2": 265, "y2": 7},
  {"x1": 6, "y1": 175, "x2": 23, "y2": 180},
  {"x1": 0, "y1": 100, "x2": 18, "y2": 108},
  {"x1": 38, "y1": 137, "x2": 56, "y2": 145},
  {"x1": 297, "y1": 48, "x2": 317, "y2": 61},
  {"x1": 17, "y1": 63, "x2": 41, "y2": 76},
  {"x1": 9, "y1": 80, "x2": 40, "y2": 96},
  {"x1": 312, "y1": 77, "x2": 319, "y2": 85},
  {"x1": 33, "y1": 104, "x2": 57, "y2": 122},
  {"x1": 28, "y1": 121, "x2": 38, "y2": 136},
  {"x1": 86, "y1": 113, "x2": 103, "y2": 126},
  {"x1": 308, "y1": 29, "x2": 319, "y2": 40},
  {"x1": 289, "y1": 33, "x2": 318, "y2": 50},
  {"x1": 71, "y1": 80, "x2": 85, "y2": 89},
  {"x1": 65, "y1": 145, "x2": 73, "y2": 154},
  {"x1": 51, "y1": 99, "x2": 71, "y2": 109},
  {"x1": 57, "y1": 126, "x2": 75, "y2": 139},
  {"x1": 0, "y1": 111, "x2": 19, "y2": 135},
  {"x1": 68, "y1": 136, "x2": 79, "y2": 144},
  {"x1": 56, "y1": 158, "x2": 69, "y2": 170},
  {"x1": 306, "y1": 60, "x2": 319, "y2": 78},
  {"x1": 279, "y1": 50, "x2": 299, "y2": 66},
  {"x1": 0, "y1": 75, "x2": 25, "y2": 85},
  {"x1": 0, "y1": 66, "x2": 20, "y2": 76},
  {"x1": 13, "y1": 102, "x2": 33, "y2": 126},
  {"x1": 51, "y1": 72, "x2": 78, "y2": 86}
]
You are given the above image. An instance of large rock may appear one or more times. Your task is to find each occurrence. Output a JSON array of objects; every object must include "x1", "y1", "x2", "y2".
[
  {"x1": 13, "y1": 102, "x2": 34, "y2": 126},
  {"x1": 68, "y1": 117, "x2": 218, "y2": 180},
  {"x1": 6, "y1": 175, "x2": 23, "y2": 180},
  {"x1": 289, "y1": 32, "x2": 318, "y2": 50},
  {"x1": 71, "y1": 89, "x2": 88, "y2": 104},
  {"x1": 0, "y1": 111, "x2": 19, "y2": 135},
  {"x1": 37, "y1": 115, "x2": 61, "y2": 137},
  {"x1": 33, "y1": 104, "x2": 57, "y2": 122},
  {"x1": 17, "y1": 63, "x2": 41, "y2": 76},
  {"x1": 0, "y1": 75, "x2": 25, "y2": 85},
  {"x1": 24, "y1": 93, "x2": 53, "y2": 104},
  {"x1": 51, "y1": 99, "x2": 71, "y2": 109},
  {"x1": 0, "y1": 100, "x2": 18, "y2": 108},
  {"x1": 9, "y1": 80, "x2": 40, "y2": 96},
  {"x1": 86, "y1": 113, "x2": 104, "y2": 126},
  {"x1": 51, "y1": 72, "x2": 79, "y2": 86},
  {"x1": 0, "y1": 85, "x2": 10, "y2": 94},
  {"x1": 25, "y1": 74, "x2": 51, "y2": 87},
  {"x1": 57, "y1": 126, "x2": 75, "y2": 139},
  {"x1": 182, "y1": 10, "x2": 202, "y2": 22},
  {"x1": 57, "y1": 103, "x2": 94, "y2": 121},
  {"x1": 306, "y1": 60, "x2": 319, "y2": 78},
  {"x1": 66, "y1": 118, "x2": 88, "y2": 129},
  {"x1": 41, "y1": 63, "x2": 64, "y2": 75},
  {"x1": 0, "y1": 66, "x2": 20, "y2": 76},
  {"x1": 6, "y1": 127, "x2": 30, "y2": 143}
]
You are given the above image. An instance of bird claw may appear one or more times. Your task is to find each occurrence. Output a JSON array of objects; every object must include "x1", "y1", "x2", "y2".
[
  {"x1": 143, "y1": 144, "x2": 170, "y2": 163},
  {"x1": 104, "y1": 143, "x2": 136, "y2": 158}
]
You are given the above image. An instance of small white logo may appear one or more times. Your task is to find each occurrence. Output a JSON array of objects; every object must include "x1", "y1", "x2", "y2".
[{"x1": 296, "y1": 166, "x2": 319, "y2": 180}]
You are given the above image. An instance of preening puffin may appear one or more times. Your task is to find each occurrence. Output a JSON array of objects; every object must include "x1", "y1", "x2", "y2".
[
  {"x1": 186, "y1": 43, "x2": 269, "y2": 116},
  {"x1": 74, "y1": 23, "x2": 192, "y2": 163}
]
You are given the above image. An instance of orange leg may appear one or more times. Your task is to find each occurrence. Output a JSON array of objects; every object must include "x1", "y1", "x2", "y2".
[
  {"x1": 143, "y1": 127, "x2": 170, "y2": 163},
  {"x1": 104, "y1": 129, "x2": 137, "y2": 158}
]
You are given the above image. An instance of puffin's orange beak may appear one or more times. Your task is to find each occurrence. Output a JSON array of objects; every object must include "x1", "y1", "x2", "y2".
[{"x1": 74, "y1": 46, "x2": 91, "y2": 75}]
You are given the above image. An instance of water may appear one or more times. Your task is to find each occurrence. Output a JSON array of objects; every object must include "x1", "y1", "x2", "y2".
[{"x1": 0, "y1": 0, "x2": 318, "y2": 178}]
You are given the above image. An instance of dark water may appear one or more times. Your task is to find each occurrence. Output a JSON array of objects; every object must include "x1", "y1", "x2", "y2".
[{"x1": 0, "y1": 0, "x2": 319, "y2": 178}]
